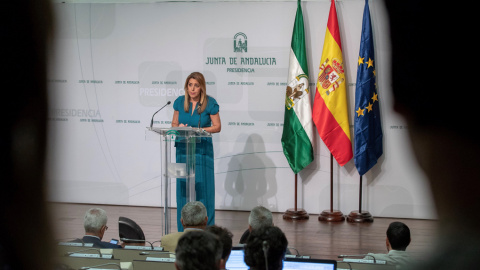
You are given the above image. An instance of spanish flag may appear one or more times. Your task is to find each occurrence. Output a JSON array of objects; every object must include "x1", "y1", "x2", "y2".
[{"x1": 312, "y1": 0, "x2": 352, "y2": 166}]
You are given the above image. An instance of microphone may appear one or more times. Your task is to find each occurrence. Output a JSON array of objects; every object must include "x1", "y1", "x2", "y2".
[
  {"x1": 262, "y1": 240, "x2": 269, "y2": 270},
  {"x1": 338, "y1": 254, "x2": 377, "y2": 264},
  {"x1": 150, "y1": 101, "x2": 171, "y2": 129},
  {"x1": 287, "y1": 246, "x2": 300, "y2": 256},
  {"x1": 197, "y1": 102, "x2": 202, "y2": 129},
  {"x1": 120, "y1": 238, "x2": 154, "y2": 249}
]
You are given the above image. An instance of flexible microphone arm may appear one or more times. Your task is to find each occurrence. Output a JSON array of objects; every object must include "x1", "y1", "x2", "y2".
[
  {"x1": 287, "y1": 246, "x2": 300, "y2": 256},
  {"x1": 150, "y1": 101, "x2": 171, "y2": 128},
  {"x1": 338, "y1": 254, "x2": 377, "y2": 264},
  {"x1": 120, "y1": 238, "x2": 154, "y2": 250}
]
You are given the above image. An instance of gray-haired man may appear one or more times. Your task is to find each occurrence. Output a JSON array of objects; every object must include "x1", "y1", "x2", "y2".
[
  {"x1": 239, "y1": 206, "x2": 273, "y2": 244},
  {"x1": 161, "y1": 201, "x2": 208, "y2": 252},
  {"x1": 73, "y1": 208, "x2": 122, "y2": 248}
]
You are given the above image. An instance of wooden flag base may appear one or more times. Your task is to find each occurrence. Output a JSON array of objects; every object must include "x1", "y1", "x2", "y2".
[
  {"x1": 283, "y1": 208, "x2": 309, "y2": 220},
  {"x1": 346, "y1": 210, "x2": 374, "y2": 223},
  {"x1": 318, "y1": 210, "x2": 345, "y2": 222}
]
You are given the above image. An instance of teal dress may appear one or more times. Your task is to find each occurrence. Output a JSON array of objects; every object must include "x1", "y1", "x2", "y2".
[{"x1": 173, "y1": 95, "x2": 218, "y2": 231}]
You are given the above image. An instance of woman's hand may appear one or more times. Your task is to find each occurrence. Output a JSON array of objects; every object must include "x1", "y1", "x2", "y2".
[
  {"x1": 203, "y1": 113, "x2": 221, "y2": 133},
  {"x1": 172, "y1": 111, "x2": 188, "y2": 127}
]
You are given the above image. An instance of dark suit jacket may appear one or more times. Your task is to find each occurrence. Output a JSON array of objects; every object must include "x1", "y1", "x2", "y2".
[{"x1": 72, "y1": 235, "x2": 122, "y2": 249}]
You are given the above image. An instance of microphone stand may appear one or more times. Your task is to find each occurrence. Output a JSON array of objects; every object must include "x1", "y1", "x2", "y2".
[
  {"x1": 262, "y1": 241, "x2": 269, "y2": 270},
  {"x1": 120, "y1": 238, "x2": 156, "y2": 250},
  {"x1": 150, "y1": 101, "x2": 171, "y2": 129}
]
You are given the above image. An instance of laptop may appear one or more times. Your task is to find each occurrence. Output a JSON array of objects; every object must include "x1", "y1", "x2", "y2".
[
  {"x1": 225, "y1": 248, "x2": 248, "y2": 269},
  {"x1": 225, "y1": 247, "x2": 336, "y2": 270}
]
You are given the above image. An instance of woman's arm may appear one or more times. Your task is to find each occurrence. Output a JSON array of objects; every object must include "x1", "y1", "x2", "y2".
[
  {"x1": 204, "y1": 113, "x2": 221, "y2": 133},
  {"x1": 172, "y1": 110, "x2": 188, "y2": 127},
  {"x1": 171, "y1": 110, "x2": 180, "y2": 127}
]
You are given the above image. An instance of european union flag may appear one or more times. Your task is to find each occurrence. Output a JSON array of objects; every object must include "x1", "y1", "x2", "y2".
[{"x1": 354, "y1": 0, "x2": 383, "y2": 176}]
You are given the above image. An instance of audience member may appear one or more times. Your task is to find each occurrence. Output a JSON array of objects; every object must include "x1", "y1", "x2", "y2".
[
  {"x1": 175, "y1": 230, "x2": 223, "y2": 270},
  {"x1": 1, "y1": 0, "x2": 55, "y2": 269},
  {"x1": 365, "y1": 222, "x2": 414, "y2": 269},
  {"x1": 239, "y1": 206, "x2": 273, "y2": 244},
  {"x1": 244, "y1": 226, "x2": 288, "y2": 270},
  {"x1": 206, "y1": 225, "x2": 234, "y2": 269},
  {"x1": 161, "y1": 201, "x2": 208, "y2": 252},
  {"x1": 385, "y1": 1, "x2": 480, "y2": 268},
  {"x1": 72, "y1": 208, "x2": 122, "y2": 248}
]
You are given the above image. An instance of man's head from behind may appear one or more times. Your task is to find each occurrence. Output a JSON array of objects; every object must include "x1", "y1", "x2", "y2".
[
  {"x1": 386, "y1": 221, "x2": 411, "y2": 251},
  {"x1": 248, "y1": 206, "x2": 273, "y2": 231},
  {"x1": 84, "y1": 208, "x2": 108, "y2": 239},
  {"x1": 181, "y1": 201, "x2": 208, "y2": 229},
  {"x1": 244, "y1": 226, "x2": 288, "y2": 270},
  {"x1": 205, "y1": 225, "x2": 233, "y2": 269},
  {"x1": 175, "y1": 230, "x2": 222, "y2": 270}
]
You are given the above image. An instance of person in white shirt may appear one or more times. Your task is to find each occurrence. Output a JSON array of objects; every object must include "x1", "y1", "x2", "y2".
[{"x1": 366, "y1": 222, "x2": 414, "y2": 269}]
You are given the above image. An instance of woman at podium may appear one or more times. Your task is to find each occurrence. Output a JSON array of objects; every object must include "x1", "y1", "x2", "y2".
[{"x1": 171, "y1": 72, "x2": 221, "y2": 231}]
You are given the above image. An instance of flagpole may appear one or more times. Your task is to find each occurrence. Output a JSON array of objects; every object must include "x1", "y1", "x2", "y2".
[
  {"x1": 347, "y1": 175, "x2": 374, "y2": 223},
  {"x1": 318, "y1": 154, "x2": 345, "y2": 222},
  {"x1": 283, "y1": 173, "x2": 309, "y2": 220},
  {"x1": 295, "y1": 173, "x2": 298, "y2": 211},
  {"x1": 359, "y1": 175, "x2": 362, "y2": 213}
]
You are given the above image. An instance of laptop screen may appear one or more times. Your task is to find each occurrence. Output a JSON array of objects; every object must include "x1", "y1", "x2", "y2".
[
  {"x1": 225, "y1": 249, "x2": 248, "y2": 269},
  {"x1": 284, "y1": 258, "x2": 337, "y2": 270},
  {"x1": 225, "y1": 249, "x2": 337, "y2": 270}
]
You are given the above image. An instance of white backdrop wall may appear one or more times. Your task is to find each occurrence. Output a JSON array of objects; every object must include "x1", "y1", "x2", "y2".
[{"x1": 46, "y1": 0, "x2": 436, "y2": 219}]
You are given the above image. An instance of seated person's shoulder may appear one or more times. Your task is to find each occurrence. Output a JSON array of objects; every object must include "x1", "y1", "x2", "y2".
[
  {"x1": 162, "y1": 232, "x2": 184, "y2": 240},
  {"x1": 161, "y1": 232, "x2": 185, "y2": 252}
]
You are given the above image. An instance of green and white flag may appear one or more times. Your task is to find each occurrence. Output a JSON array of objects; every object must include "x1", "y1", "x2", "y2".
[{"x1": 281, "y1": 0, "x2": 314, "y2": 174}]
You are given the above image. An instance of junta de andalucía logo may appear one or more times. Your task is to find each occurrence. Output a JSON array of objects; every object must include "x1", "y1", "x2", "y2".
[{"x1": 233, "y1": 32, "x2": 247, "y2": 53}]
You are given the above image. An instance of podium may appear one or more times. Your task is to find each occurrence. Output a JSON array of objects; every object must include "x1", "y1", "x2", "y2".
[{"x1": 147, "y1": 127, "x2": 211, "y2": 235}]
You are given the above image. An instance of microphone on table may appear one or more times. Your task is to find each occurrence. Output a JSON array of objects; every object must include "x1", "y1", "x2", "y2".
[
  {"x1": 263, "y1": 240, "x2": 269, "y2": 270},
  {"x1": 120, "y1": 238, "x2": 154, "y2": 249},
  {"x1": 150, "y1": 101, "x2": 171, "y2": 129},
  {"x1": 338, "y1": 254, "x2": 377, "y2": 263}
]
